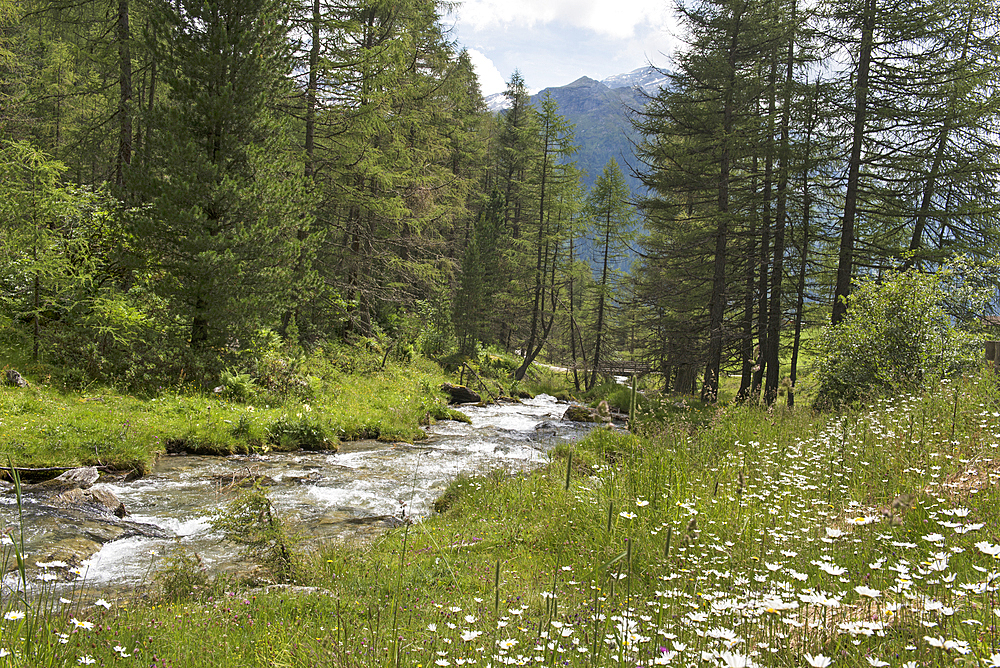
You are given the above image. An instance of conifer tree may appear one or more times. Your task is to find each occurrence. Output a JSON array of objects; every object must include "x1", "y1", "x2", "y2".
[
  {"x1": 585, "y1": 158, "x2": 635, "y2": 391},
  {"x1": 134, "y1": 0, "x2": 309, "y2": 351}
]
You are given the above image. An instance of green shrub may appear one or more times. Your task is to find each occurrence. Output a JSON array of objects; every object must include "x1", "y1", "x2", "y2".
[
  {"x1": 815, "y1": 260, "x2": 988, "y2": 408},
  {"x1": 266, "y1": 411, "x2": 335, "y2": 451},
  {"x1": 155, "y1": 548, "x2": 210, "y2": 602}
]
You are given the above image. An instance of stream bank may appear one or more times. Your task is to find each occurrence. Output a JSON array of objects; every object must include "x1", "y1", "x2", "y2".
[{"x1": 2, "y1": 394, "x2": 601, "y2": 591}]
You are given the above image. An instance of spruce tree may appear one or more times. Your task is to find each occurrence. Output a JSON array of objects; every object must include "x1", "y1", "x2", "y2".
[{"x1": 134, "y1": 0, "x2": 309, "y2": 351}]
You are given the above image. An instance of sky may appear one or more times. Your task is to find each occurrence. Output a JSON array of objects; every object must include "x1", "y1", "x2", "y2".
[{"x1": 443, "y1": 0, "x2": 681, "y2": 97}]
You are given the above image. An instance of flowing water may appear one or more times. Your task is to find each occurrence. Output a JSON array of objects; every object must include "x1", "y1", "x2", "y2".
[{"x1": 3, "y1": 395, "x2": 598, "y2": 590}]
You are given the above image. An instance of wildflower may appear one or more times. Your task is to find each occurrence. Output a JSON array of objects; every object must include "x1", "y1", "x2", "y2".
[
  {"x1": 3, "y1": 611, "x2": 25, "y2": 621},
  {"x1": 975, "y1": 541, "x2": 1000, "y2": 557},
  {"x1": 436, "y1": 660, "x2": 450, "y2": 667},
  {"x1": 498, "y1": 638, "x2": 518, "y2": 649},
  {"x1": 854, "y1": 586, "x2": 881, "y2": 598},
  {"x1": 461, "y1": 630, "x2": 482, "y2": 642},
  {"x1": 428, "y1": 623, "x2": 437, "y2": 632},
  {"x1": 619, "y1": 511, "x2": 637, "y2": 519},
  {"x1": 719, "y1": 651, "x2": 756, "y2": 668},
  {"x1": 985, "y1": 653, "x2": 1000, "y2": 668},
  {"x1": 925, "y1": 635, "x2": 945, "y2": 648},
  {"x1": 78, "y1": 657, "x2": 96, "y2": 665},
  {"x1": 464, "y1": 615, "x2": 476, "y2": 624},
  {"x1": 803, "y1": 653, "x2": 833, "y2": 667},
  {"x1": 654, "y1": 650, "x2": 677, "y2": 665},
  {"x1": 865, "y1": 658, "x2": 889, "y2": 667},
  {"x1": 94, "y1": 598, "x2": 112, "y2": 609},
  {"x1": 636, "y1": 498, "x2": 650, "y2": 507},
  {"x1": 815, "y1": 562, "x2": 847, "y2": 576},
  {"x1": 0, "y1": 649, "x2": 9, "y2": 657},
  {"x1": 824, "y1": 528, "x2": 845, "y2": 539}
]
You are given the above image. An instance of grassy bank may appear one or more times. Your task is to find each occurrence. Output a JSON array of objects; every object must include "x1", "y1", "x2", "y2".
[
  {"x1": 0, "y1": 346, "x2": 468, "y2": 473},
  {"x1": 4, "y1": 370, "x2": 999, "y2": 666}
]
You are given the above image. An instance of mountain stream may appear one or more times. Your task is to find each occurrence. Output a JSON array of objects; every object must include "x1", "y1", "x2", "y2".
[{"x1": 2, "y1": 395, "x2": 597, "y2": 591}]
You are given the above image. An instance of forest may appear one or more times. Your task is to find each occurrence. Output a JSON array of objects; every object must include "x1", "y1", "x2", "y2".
[{"x1": 1, "y1": 0, "x2": 999, "y2": 404}]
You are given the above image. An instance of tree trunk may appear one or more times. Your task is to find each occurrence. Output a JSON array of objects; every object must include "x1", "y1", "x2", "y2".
[
  {"x1": 788, "y1": 80, "x2": 818, "y2": 408},
  {"x1": 832, "y1": 0, "x2": 875, "y2": 325},
  {"x1": 701, "y1": 12, "x2": 742, "y2": 403},
  {"x1": 115, "y1": 0, "x2": 132, "y2": 191},
  {"x1": 764, "y1": 8, "x2": 795, "y2": 405},
  {"x1": 588, "y1": 211, "x2": 613, "y2": 391}
]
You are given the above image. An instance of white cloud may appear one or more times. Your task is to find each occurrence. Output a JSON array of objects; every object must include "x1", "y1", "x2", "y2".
[
  {"x1": 466, "y1": 48, "x2": 509, "y2": 96},
  {"x1": 457, "y1": 0, "x2": 670, "y2": 40}
]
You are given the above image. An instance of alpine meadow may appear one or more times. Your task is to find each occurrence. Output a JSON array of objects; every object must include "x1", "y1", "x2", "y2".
[{"x1": 1, "y1": 0, "x2": 1000, "y2": 667}]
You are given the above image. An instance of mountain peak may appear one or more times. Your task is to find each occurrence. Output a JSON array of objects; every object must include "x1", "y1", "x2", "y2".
[
  {"x1": 600, "y1": 66, "x2": 670, "y2": 95},
  {"x1": 565, "y1": 76, "x2": 602, "y2": 88}
]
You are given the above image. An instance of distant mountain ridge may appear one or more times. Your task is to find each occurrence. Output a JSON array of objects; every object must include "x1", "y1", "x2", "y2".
[
  {"x1": 483, "y1": 66, "x2": 668, "y2": 192},
  {"x1": 484, "y1": 66, "x2": 666, "y2": 113}
]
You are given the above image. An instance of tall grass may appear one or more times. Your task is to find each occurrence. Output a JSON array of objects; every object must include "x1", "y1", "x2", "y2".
[{"x1": 3, "y1": 371, "x2": 1000, "y2": 666}]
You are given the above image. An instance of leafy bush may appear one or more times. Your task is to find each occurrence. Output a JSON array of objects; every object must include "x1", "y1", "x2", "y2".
[
  {"x1": 815, "y1": 260, "x2": 988, "y2": 408},
  {"x1": 266, "y1": 410, "x2": 336, "y2": 451},
  {"x1": 155, "y1": 548, "x2": 210, "y2": 601}
]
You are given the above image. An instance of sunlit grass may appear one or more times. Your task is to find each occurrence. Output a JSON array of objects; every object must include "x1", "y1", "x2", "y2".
[
  {"x1": 3, "y1": 370, "x2": 999, "y2": 667},
  {"x1": 0, "y1": 356, "x2": 462, "y2": 473}
]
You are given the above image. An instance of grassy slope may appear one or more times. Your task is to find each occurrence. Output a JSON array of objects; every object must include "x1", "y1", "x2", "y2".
[
  {"x1": 0, "y1": 353, "x2": 466, "y2": 473},
  {"x1": 6, "y1": 370, "x2": 1000, "y2": 667}
]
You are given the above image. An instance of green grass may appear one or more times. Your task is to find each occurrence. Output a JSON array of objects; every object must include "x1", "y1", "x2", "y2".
[
  {"x1": 0, "y1": 352, "x2": 464, "y2": 473},
  {"x1": 4, "y1": 368, "x2": 999, "y2": 666}
]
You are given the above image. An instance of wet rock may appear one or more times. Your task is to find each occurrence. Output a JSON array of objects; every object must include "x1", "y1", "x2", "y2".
[
  {"x1": 23, "y1": 466, "x2": 100, "y2": 494},
  {"x1": 533, "y1": 421, "x2": 558, "y2": 439},
  {"x1": 38, "y1": 537, "x2": 104, "y2": 570},
  {"x1": 286, "y1": 472, "x2": 323, "y2": 485},
  {"x1": 4, "y1": 369, "x2": 28, "y2": 388},
  {"x1": 343, "y1": 514, "x2": 407, "y2": 528},
  {"x1": 54, "y1": 487, "x2": 129, "y2": 518},
  {"x1": 562, "y1": 405, "x2": 603, "y2": 423},
  {"x1": 211, "y1": 472, "x2": 277, "y2": 490},
  {"x1": 441, "y1": 383, "x2": 481, "y2": 404}
]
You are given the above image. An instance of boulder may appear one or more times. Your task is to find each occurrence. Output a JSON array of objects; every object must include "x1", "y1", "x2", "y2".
[
  {"x1": 54, "y1": 487, "x2": 129, "y2": 518},
  {"x1": 441, "y1": 383, "x2": 481, "y2": 404},
  {"x1": 3, "y1": 369, "x2": 28, "y2": 388},
  {"x1": 562, "y1": 405, "x2": 603, "y2": 423},
  {"x1": 23, "y1": 466, "x2": 100, "y2": 494}
]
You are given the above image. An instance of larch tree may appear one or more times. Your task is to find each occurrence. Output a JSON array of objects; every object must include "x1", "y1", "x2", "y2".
[{"x1": 585, "y1": 158, "x2": 635, "y2": 391}]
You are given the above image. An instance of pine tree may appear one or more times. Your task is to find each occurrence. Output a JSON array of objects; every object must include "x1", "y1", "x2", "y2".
[
  {"x1": 634, "y1": 0, "x2": 775, "y2": 401},
  {"x1": 134, "y1": 0, "x2": 309, "y2": 351}
]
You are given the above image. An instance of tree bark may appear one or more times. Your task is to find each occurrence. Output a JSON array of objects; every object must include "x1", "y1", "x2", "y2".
[{"x1": 832, "y1": 0, "x2": 875, "y2": 325}]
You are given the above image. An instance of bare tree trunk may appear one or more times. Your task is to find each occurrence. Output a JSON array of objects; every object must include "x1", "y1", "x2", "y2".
[
  {"x1": 114, "y1": 0, "x2": 132, "y2": 191},
  {"x1": 832, "y1": 0, "x2": 875, "y2": 325}
]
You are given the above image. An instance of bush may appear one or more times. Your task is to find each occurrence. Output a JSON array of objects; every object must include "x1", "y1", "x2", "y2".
[
  {"x1": 210, "y1": 485, "x2": 298, "y2": 583},
  {"x1": 815, "y1": 261, "x2": 987, "y2": 408},
  {"x1": 266, "y1": 410, "x2": 336, "y2": 451}
]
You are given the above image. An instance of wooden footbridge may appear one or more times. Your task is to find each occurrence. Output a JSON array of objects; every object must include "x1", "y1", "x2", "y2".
[{"x1": 579, "y1": 360, "x2": 652, "y2": 378}]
